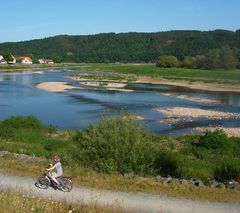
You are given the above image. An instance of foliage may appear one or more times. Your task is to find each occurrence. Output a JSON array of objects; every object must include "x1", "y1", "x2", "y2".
[
  {"x1": 72, "y1": 116, "x2": 159, "y2": 175},
  {"x1": 0, "y1": 30, "x2": 240, "y2": 63},
  {"x1": 156, "y1": 55, "x2": 179, "y2": 68},
  {"x1": 0, "y1": 116, "x2": 240, "y2": 181},
  {"x1": 2, "y1": 52, "x2": 13, "y2": 62},
  {"x1": 0, "y1": 116, "x2": 44, "y2": 130},
  {"x1": 214, "y1": 160, "x2": 240, "y2": 182},
  {"x1": 153, "y1": 151, "x2": 181, "y2": 177}
]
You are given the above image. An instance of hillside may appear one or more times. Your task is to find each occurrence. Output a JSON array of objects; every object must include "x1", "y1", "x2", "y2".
[{"x1": 0, "y1": 30, "x2": 240, "y2": 63}]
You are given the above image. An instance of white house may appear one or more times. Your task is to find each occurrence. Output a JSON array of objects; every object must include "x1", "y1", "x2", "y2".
[
  {"x1": 19, "y1": 56, "x2": 33, "y2": 64},
  {"x1": 0, "y1": 55, "x2": 7, "y2": 64}
]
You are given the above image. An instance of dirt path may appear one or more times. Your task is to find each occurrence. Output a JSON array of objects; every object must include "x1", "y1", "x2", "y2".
[{"x1": 0, "y1": 173, "x2": 239, "y2": 213}]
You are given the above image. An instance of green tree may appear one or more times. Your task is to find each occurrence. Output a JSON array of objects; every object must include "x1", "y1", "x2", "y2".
[
  {"x1": 219, "y1": 45, "x2": 238, "y2": 70},
  {"x1": 156, "y1": 55, "x2": 179, "y2": 68},
  {"x1": 3, "y1": 52, "x2": 14, "y2": 62},
  {"x1": 183, "y1": 56, "x2": 197, "y2": 68}
]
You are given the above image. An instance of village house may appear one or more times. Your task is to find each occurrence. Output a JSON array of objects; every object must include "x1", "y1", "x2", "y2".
[
  {"x1": 19, "y1": 56, "x2": 33, "y2": 64},
  {"x1": 38, "y1": 59, "x2": 54, "y2": 64},
  {"x1": 0, "y1": 55, "x2": 7, "y2": 64}
]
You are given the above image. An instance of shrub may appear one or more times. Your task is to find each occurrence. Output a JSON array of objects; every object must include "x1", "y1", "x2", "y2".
[
  {"x1": 153, "y1": 151, "x2": 181, "y2": 177},
  {"x1": 156, "y1": 55, "x2": 179, "y2": 68},
  {"x1": 196, "y1": 130, "x2": 230, "y2": 151},
  {"x1": 0, "y1": 116, "x2": 44, "y2": 130},
  {"x1": 0, "y1": 125, "x2": 15, "y2": 140},
  {"x1": 214, "y1": 160, "x2": 240, "y2": 182},
  {"x1": 72, "y1": 116, "x2": 159, "y2": 175}
]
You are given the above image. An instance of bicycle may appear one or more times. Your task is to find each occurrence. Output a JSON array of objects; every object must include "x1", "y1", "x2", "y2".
[{"x1": 36, "y1": 170, "x2": 72, "y2": 192}]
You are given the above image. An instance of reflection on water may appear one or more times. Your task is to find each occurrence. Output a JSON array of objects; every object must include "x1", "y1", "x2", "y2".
[{"x1": 0, "y1": 69, "x2": 240, "y2": 135}]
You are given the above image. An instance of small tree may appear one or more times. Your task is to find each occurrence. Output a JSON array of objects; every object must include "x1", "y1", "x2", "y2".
[
  {"x1": 156, "y1": 55, "x2": 179, "y2": 68},
  {"x1": 3, "y1": 53, "x2": 14, "y2": 62}
]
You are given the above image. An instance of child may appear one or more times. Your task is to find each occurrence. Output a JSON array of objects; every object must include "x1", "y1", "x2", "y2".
[{"x1": 46, "y1": 155, "x2": 63, "y2": 188}]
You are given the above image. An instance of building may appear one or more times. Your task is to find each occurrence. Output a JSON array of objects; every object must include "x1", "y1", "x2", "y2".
[
  {"x1": 38, "y1": 59, "x2": 54, "y2": 64},
  {"x1": 0, "y1": 55, "x2": 7, "y2": 64},
  {"x1": 19, "y1": 56, "x2": 33, "y2": 64},
  {"x1": 7, "y1": 55, "x2": 16, "y2": 64}
]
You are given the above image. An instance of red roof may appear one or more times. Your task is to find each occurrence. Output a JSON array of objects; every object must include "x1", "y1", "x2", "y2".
[{"x1": 19, "y1": 56, "x2": 32, "y2": 61}]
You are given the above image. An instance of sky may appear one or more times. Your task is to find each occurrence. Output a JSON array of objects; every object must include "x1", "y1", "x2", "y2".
[{"x1": 1, "y1": 0, "x2": 240, "y2": 43}]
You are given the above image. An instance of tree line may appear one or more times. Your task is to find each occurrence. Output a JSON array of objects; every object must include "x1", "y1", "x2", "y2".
[
  {"x1": 0, "y1": 29, "x2": 239, "y2": 64},
  {"x1": 156, "y1": 45, "x2": 240, "y2": 70}
]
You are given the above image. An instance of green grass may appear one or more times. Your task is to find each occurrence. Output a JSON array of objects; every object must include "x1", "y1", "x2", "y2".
[
  {"x1": 2, "y1": 63, "x2": 240, "y2": 84},
  {"x1": 72, "y1": 63, "x2": 240, "y2": 84}
]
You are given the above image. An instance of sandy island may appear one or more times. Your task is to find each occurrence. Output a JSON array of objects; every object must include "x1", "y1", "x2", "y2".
[
  {"x1": 157, "y1": 107, "x2": 240, "y2": 119},
  {"x1": 137, "y1": 77, "x2": 240, "y2": 93},
  {"x1": 158, "y1": 93, "x2": 220, "y2": 105},
  {"x1": 156, "y1": 107, "x2": 240, "y2": 125},
  {"x1": 36, "y1": 82, "x2": 78, "y2": 92}
]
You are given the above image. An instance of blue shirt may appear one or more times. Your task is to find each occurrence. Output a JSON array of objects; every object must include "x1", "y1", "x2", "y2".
[{"x1": 55, "y1": 162, "x2": 63, "y2": 177}]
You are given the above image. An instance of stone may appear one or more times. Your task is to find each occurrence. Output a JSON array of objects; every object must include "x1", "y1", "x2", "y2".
[
  {"x1": 194, "y1": 179, "x2": 204, "y2": 187},
  {"x1": 216, "y1": 183, "x2": 226, "y2": 189},
  {"x1": 180, "y1": 179, "x2": 189, "y2": 185}
]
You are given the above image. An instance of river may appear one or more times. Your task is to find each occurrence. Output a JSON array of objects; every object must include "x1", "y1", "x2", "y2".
[{"x1": 1, "y1": 69, "x2": 240, "y2": 136}]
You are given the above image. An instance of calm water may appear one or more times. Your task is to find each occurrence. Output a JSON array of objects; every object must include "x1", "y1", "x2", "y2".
[{"x1": 1, "y1": 69, "x2": 240, "y2": 135}]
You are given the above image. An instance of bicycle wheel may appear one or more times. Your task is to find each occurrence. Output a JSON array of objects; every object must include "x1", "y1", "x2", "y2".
[
  {"x1": 36, "y1": 176, "x2": 50, "y2": 189},
  {"x1": 60, "y1": 178, "x2": 72, "y2": 192}
]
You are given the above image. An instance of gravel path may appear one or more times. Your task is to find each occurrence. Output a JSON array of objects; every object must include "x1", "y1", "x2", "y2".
[{"x1": 0, "y1": 173, "x2": 239, "y2": 213}]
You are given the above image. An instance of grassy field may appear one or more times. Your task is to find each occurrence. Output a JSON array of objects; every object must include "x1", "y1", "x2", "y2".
[
  {"x1": 0, "y1": 191, "x2": 125, "y2": 213},
  {"x1": 74, "y1": 63, "x2": 240, "y2": 84},
  {"x1": 1, "y1": 63, "x2": 240, "y2": 84}
]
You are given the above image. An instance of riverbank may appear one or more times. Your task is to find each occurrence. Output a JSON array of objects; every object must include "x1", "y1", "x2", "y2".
[{"x1": 137, "y1": 77, "x2": 240, "y2": 93}]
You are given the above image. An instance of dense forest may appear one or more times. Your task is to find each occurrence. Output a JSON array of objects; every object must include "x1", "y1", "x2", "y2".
[{"x1": 0, "y1": 30, "x2": 240, "y2": 63}]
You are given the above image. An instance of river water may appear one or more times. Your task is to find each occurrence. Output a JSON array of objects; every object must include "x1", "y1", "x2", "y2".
[{"x1": 1, "y1": 69, "x2": 240, "y2": 135}]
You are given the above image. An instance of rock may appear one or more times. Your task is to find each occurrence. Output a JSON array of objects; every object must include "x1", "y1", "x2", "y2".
[
  {"x1": 216, "y1": 183, "x2": 226, "y2": 189},
  {"x1": 194, "y1": 179, "x2": 204, "y2": 187},
  {"x1": 227, "y1": 180, "x2": 240, "y2": 190},
  {"x1": 155, "y1": 175, "x2": 164, "y2": 182},
  {"x1": 0, "y1": 151, "x2": 11, "y2": 157},
  {"x1": 171, "y1": 178, "x2": 180, "y2": 184},
  {"x1": 163, "y1": 176, "x2": 172, "y2": 184},
  {"x1": 124, "y1": 172, "x2": 135, "y2": 179},
  {"x1": 205, "y1": 179, "x2": 219, "y2": 188},
  {"x1": 180, "y1": 179, "x2": 189, "y2": 185}
]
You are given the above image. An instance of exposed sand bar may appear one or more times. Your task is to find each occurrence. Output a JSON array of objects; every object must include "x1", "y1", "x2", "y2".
[
  {"x1": 158, "y1": 93, "x2": 220, "y2": 105},
  {"x1": 137, "y1": 77, "x2": 240, "y2": 93},
  {"x1": 193, "y1": 127, "x2": 240, "y2": 137},
  {"x1": 156, "y1": 107, "x2": 240, "y2": 119},
  {"x1": 36, "y1": 82, "x2": 78, "y2": 92}
]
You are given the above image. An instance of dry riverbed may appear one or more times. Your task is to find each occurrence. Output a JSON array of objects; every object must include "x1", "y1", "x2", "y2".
[
  {"x1": 36, "y1": 82, "x2": 78, "y2": 92},
  {"x1": 156, "y1": 107, "x2": 240, "y2": 125}
]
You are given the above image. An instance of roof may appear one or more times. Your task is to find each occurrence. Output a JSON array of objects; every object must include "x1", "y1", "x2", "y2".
[{"x1": 19, "y1": 56, "x2": 32, "y2": 61}]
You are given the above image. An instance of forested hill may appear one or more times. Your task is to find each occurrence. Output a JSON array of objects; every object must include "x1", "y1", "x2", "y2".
[{"x1": 0, "y1": 30, "x2": 239, "y2": 63}]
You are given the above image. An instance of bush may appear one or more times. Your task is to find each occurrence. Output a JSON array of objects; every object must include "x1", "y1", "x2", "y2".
[
  {"x1": 72, "y1": 116, "x2": 159, "y2": 175},
  {"x1": 196, "y1": 130, "x2": 230, "y2": 151},
  {"x1": 156, "y1": 55, "x2": 179, "y2": 68},
  {"x1": 0, "y1": 125, "x2": 15, "y2": 140},
  {"x1": 0, "y1": 116, "x2": 44, "y2": 130},
  {"x1": 153, "y1": 151, "x2": 181, "y2": 177},
  {"x1": 214, "y1": 160, "x2": 240, "y2": 182}
]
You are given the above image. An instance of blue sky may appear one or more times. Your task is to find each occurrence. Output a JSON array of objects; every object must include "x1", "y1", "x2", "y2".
[{"x1": 1, "y1": 0, "x2": 240, "y2": 42}]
